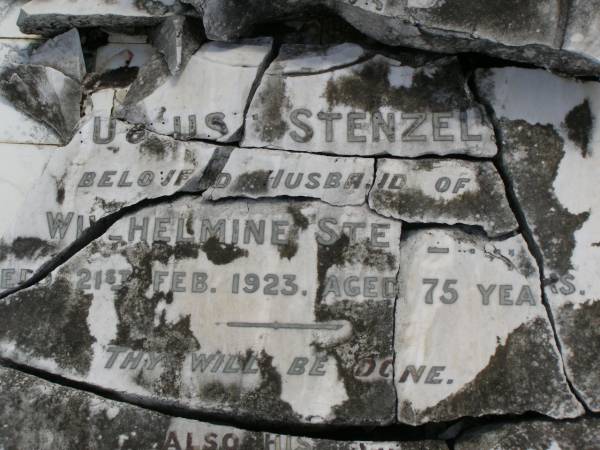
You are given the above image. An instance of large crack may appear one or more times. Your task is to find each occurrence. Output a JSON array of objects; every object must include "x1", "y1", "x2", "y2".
[{"x1": 467, "y1": 70, "x2": 589, "y2": 413}]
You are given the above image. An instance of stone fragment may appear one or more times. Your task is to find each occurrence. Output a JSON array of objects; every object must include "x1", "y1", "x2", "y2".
[
  {"x1": 0, "y1": 39, "x2": 60, "y2": 145},
  {"x1": 118, "y1": 38, "x2": 273, "y2": 142},
  {"x1": 243, "y1": 44, "x2": 495, "y2": 158},
  {"x1": 396, "y1": 228, "x2": 582, "y2": 425},
  {"x1": 476, "y1": 67, "x2": 600, "y2": 412},
  {"x1": 0, "y1": 63, "x2": 82, "y2": 143},
  {"x1": 95, "y1": 43, "x2": 154, "y2": 72},
  {"x1": 0, "y1": 199, "x2": 401, "y2": 426},
  {"x1": 30, "y1": 28, "x2": 86, "y2": 82},
  {"x1": 0, "y1": 366, "x2": 446, "y2": 449},
  {"x1": 150, "y1": 15, "x2": 203, "y2": 75},
  {"x1": 0, "y1": 118, "x2": 218, "y2": 290},
  {"x1": 0, "y1": 143, "x2": 55, "y2": 236},
  {"x1": 17, "y1": 0, "x2": 187, "y2": 36},
  {"x1": 369, "y1": 159, "x2": 517, "y2": 237},
  {"x1": 456, "y1": 418, "x2": 600, "y2": 450},
  {"x1": 205, "y1": 147, "x2": 374, "y2": 206},
  {"x1": 196, "y1": 0, "x2": 600, "y2": 75},
  {"x1": 0, "y1": 0, "x2": 37, "y2": 38}
]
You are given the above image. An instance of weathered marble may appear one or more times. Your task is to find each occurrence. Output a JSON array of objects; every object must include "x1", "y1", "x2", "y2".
[
  {"x1": 150, "y1": 15, "x2": 203, "y2": 75},
  {"x1": 118, "y1": 38, "x2": 273, "y2": 142},
  {"x1": 195, "y1": 0, "x2": 600, "y2": 75},
  {"x1": 476, "y1": 67, "x2": 600, "y2": 412},
  {"x1": 0, "y1": 143, "x2": 55, "y2": 236},
  {"x1": 205, "y1": 147, "x2": 374, "y2": 206},
  {"x1": 396, "y1": 229, "x2": 582, "y2": 425},
  {"x1": 369, "y1": 159, "x2": 517, "y2": 237},
  {"x1": 0, "y1": 39, "x2": 61, "y2": 145},
  {"x1": 243, "y1": 44, "x2": 496, "y2": 157},
  {"x1": 16, "y1": 0, "x2": 189, "y2": 36},
  {"x1": 456, "y1": 418, "x2": 600, "y2": 450},
  {"x1": 0, "y1": 199, "x2": 401, "y2": 426},
  {"x1": 563, "y1": 0, "x2": 600, "y2": 74},
  {"x1": 0, "y1": 366, "x2": 447, "y2": 449},
  {"x1": 0, "y1": 63, "x2": 82, "y2": 143},
  {"x1": 29, "y1": 28, "x2": 86, "y2": 82}
]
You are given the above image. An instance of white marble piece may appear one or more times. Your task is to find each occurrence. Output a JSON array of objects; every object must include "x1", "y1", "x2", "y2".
[
  {"x1": 0, "y1": 199, "x2": 401, "y2": 425},
  {"x1": 0, "y1": 38, "x2": 60, "y2": 145},
  {"x1": 243, "y1": 45, "x2": 496, "y2": 157},
  {"x1": 477, "y1": 67, "x2": 600, "y2": 412},
  {"x1": 30, "y1": 28, "x2": 86, "y2": 81},
  {"x1": 205, "y1": 147, "x2": 374, "y2": 206},
  {"x1": 94, "y1": 43, "x2": 154, "y2": 72},
  {"x1": 0, "y1": 118, "x2": 218, "y2": 289},
  {"x1": 118, "y1": 38, "x2": 273, "y2": 142},
  {"x1": 396, "y1": 229, "x2": 582, "y2": 425},
  {"x1": 0, "y1": 143, "x2": 55, "y2": 236},
  {"x1": 369, "y1": 158, "x2": 517, "y2": 237},
  {"x1": 0, "y1": 0, "x2": 39, "y2": 38}
]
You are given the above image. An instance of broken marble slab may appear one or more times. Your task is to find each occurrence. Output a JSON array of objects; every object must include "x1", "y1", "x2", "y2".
[
  {"x1": 0, "y1": 63, "x2": 82, "y2": 144},
  {"x1": 369, "y1": 159, "x2": 517, "y2": 237},
  {"x1": 0, "y1": 39, "x2": 61, "y2": 145},
  {"x1": 0, "y1": 199, "x2": 401, "y2": 426},
  {"x1": 29, "y1": 28, "x2": 86, "y2": 82},
  {"x1": 204, "y1": 147, "x2": 374, "y2": 206},
  {"x1": 0, "y1": 366, "x2": 447, "y2": 450},
  {"x1": 455, "y1": 418, "x2": 600, "y2": 450},
  {"x1": 16, "y1": 0, "x2": 190, "y2": 36},
  {"x1": 117, "y1": 38, "x2": 273, "y2": 142},
  {"x1": 476, "y1": 67, "x2": 600, "y2": 412},
  {"x1": 150, "y1": 15, "x2": 203, "y2": 75},
  {"x1": 395, "y1": 228, "x2": 582, "y2": 425},
  {"x1": 242, "y1": 44, "x2": 496, "y2": 158},
  {"x1": 0, "y1": 143, "x2": 55, "y2": 237},
  {"x1": 196, "y1": 0, "x2": 600, "y2": 75}
]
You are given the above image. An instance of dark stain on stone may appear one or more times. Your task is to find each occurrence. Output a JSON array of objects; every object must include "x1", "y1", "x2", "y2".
[
  {"x1": 94, "y1": 197, "x2": 126, "y2": 214},
  {"x1": 201, "y1": 236, "x2": 248, "y2": 265},
  {"x1": 564, "y1": 100, "x2": 594, "y2": 158},
  {"x1": 55, "y1": 177, "x2": 65, "y2": 205},
  {"x1": 370, "y1": 162, "x2": 517, "y2": 237},
  {"x1": 234, "y1": 170, "x2": 271, "y2": 194},
  {"x1": 9, "y1": 237, "x2": 55, "y2": 260},
  {"x1": 255, "y1": 75, "x2": 290, "y2": 142},
  {"x1": 0, "y1": 277, "x2": 95, "y2": 375},
  {"x1": 499, "y1": 119, "x2": 589, "y2": 276},
  {"x1": 277, "y1": 239, "x2": 298, "y2": 260},
  {"x1": 408, "y1": 317, "x2": 577, "y2": 423},
  {"x1": 139, "y1": 134, "x2": 175, "y2": 160},
  {"x1": 186, "y1": 212, "x2": 194, "y2": 235},
  {"x1": 324, "y1": 57, "x2": 470, "y2": 114},
  {"x1": 196, "y1": 147, "x2": 234, "y2": 191},
  {"x1": 0, "y1": 367, "x2": 171, "y2": 450},
  {"x1": 556, "y1": 300, "x2": 600, "y2": 409},
  {"x1": 174, "y1": 241, "x2": 201, "y2": 260},
  {"x1": 287, "y1": 205, "x2": 309, "y2": 230},
  {"x1": 83, "y1": 67, "x2": 139, "y2": 91}
]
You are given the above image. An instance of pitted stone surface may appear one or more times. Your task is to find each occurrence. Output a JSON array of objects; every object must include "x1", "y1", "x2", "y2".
[
  {"x1": 0, "y1": 199, "x2": 401, "y2": 426},
  {"x1": 369, "y1": 159, "x2": 517, "y2": 237},
  {"x1": 395, "y1": 228, "x2": 582, "y2": 425},
  {"x1": 455, "y1": 418, "x2": 600, "y2": 450},
  {"x1": 0, "y1": 366, "x2": 447, "y2": 449},
  {"x1": 243, "y1": 44, "x2": 496, "y2": 158},
  {"x1": 118, "y1": 38, "x2": 273, "y2": 142},
  {"x1": 477, "y1": 67, "x2": 600, "y2": 412}
]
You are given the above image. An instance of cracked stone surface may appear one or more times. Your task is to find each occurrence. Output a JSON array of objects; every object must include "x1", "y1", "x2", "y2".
[
  {"x1": 204, "y1": 147, "x2": 374, "y2": 206},
  {"x1": 0, "y1": 199, "x2": 401, "y2": 426},
  {"x1": 243, "y1": 44, "x2": 496, "y2": 158},
  {"x1": 369, "y1": 158, "x2": 518, "y2": 237},
  {"x1": 0, "y1": 366, "x2": 448, "y2": 450},
  {"x1": 196, "y1": 0, "x2": 600, "y2": 76},
  {"x1": 476, "y1": 67, "x2": 600, "y2": 412},
  {"x1": 396, "y1": 228, "x2": 582, "y2": 425},
  {"x1": 455, "y1": 418, "x2": 600, "y2": 449},
  {"x1": 117, "y1": 38, "x2": 273, "y2": 142}
]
